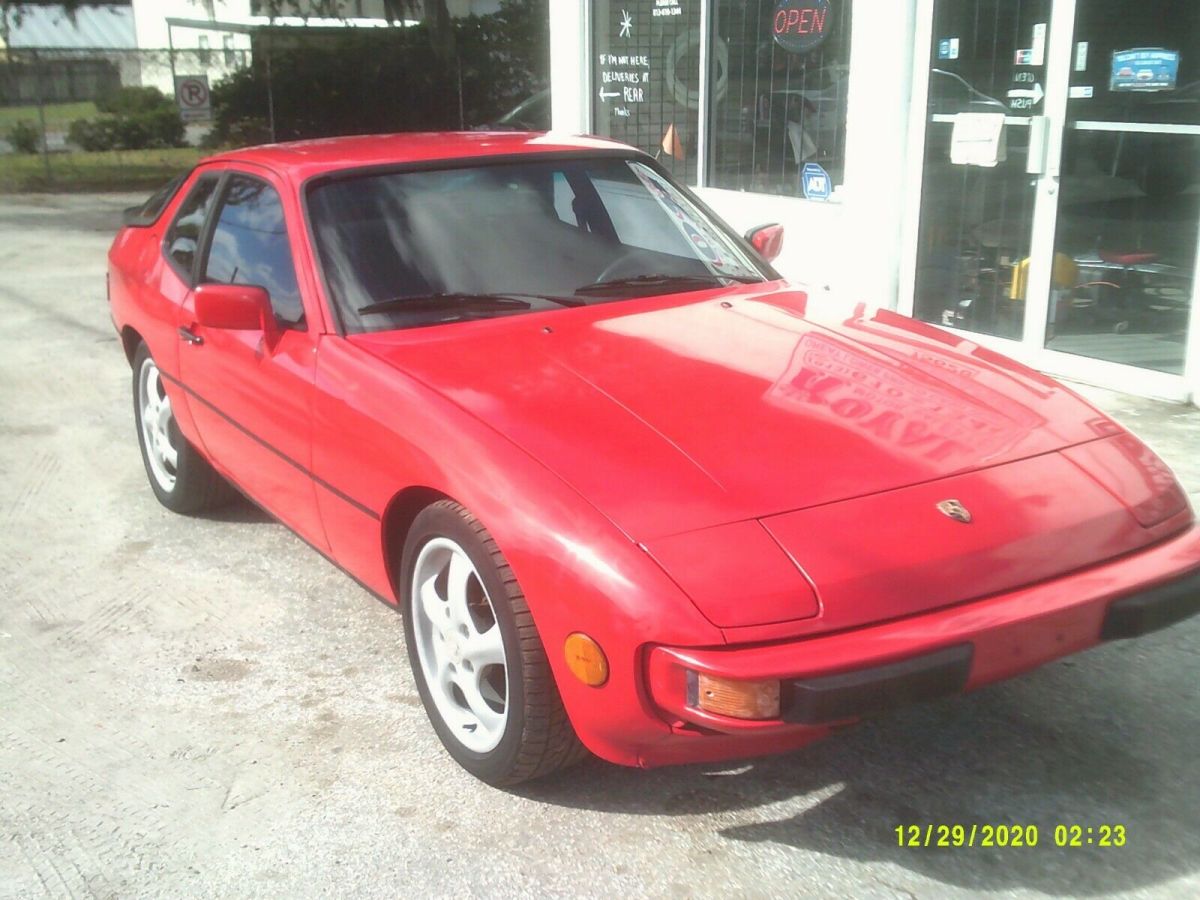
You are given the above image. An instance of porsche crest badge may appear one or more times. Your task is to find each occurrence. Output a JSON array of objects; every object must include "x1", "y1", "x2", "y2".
[{"x1": 936, "y1": 499, "x2": 972, "y2": 523}]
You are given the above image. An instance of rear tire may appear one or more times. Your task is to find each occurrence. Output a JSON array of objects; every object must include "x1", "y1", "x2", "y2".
[
  {"x1": 400, "y1": 499, "x2": 587, "y2": 785},
  {"x1": 132, "y1": 342, "x2": 232, "y2": 514}
]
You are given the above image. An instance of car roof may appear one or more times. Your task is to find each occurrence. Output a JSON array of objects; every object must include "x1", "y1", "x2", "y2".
[{"x1": 201, "y1": 131, "x2": 639, "y2": 183}]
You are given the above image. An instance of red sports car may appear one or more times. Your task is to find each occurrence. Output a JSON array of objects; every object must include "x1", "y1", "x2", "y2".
[{"x1": 108, "y1": 133, "x2": 1200, "y2": 785}]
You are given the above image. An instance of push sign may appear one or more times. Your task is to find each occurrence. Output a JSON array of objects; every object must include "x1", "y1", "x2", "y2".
[{"x1": 773, "y1": 0, "x2": 832, "y2": 54}]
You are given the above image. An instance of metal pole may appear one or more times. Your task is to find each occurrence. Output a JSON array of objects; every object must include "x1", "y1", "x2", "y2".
[
  {"x1": 167, "y1": 23, "x2": 177, "y2": 90},
  {"x1": 695, "y1": 0, "x2": 711, "y2": 188},
  {"x1": 265, "y1": 35, "x2": 276, "y2": 142},
  {"x1": 457, "y1": 53, "x2": 464, "y2": 130},
  {"x1": 32, "y1": 50, "x2": 51, "y2": 184}
]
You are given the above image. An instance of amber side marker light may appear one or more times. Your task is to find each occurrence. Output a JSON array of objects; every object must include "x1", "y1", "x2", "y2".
[
  {"x1": 689, "y1": 671, "x2": 781, "y2": 720},
  {"x1": 564, "y1": 633, "x2": 609, "y2": 686}
]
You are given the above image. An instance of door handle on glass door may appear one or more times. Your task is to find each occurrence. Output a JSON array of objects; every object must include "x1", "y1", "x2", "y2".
[{"x1": 1026, "y1": 116, "x2": 1050, "y2": 175}]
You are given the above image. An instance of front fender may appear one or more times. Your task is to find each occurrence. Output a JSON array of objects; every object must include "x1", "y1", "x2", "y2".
[{"x1": 311, "y1": 335, "x2": 724, "y2": 765}]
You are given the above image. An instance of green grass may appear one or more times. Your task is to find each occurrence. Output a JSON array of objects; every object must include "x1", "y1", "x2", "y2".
[
  {"x1": 0, "y1": 147, "x2": 205, "y2": 193},
  {"x1": 0, "y1": 100, "x2": 98, "y2": 132}
]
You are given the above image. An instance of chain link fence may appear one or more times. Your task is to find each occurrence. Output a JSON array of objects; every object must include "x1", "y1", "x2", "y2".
[
  {"x1": 0, "y1": 46, "x2": 248, "y2": 189},
  {"x1": 1, "y1": 46, "x2": 255, "y2": 140}
]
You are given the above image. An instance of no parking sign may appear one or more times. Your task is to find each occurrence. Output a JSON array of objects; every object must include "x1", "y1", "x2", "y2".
[{"x1": 174, "y1": 75, "x2": 211, "y2": 122}]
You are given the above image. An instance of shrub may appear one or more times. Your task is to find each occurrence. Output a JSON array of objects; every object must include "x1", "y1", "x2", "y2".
[
  {"x1": 95, "y1": 85, "x2": 172, "y2": 116},
  {"x1": 68, "y1": 117, "x2": 117, "y2": 151},
  {"x1": 201, "y1": 116, "x2": 270, "y2": 150},
  {"x1": 68, "y1": 102, "x2": 185, "y2": 152},
  {"x1": 7, "y1": 120, "x2": 40, "y2": 154},
  {"x1": 113, "y1": 107, "x2": 185, "y2": 149}
]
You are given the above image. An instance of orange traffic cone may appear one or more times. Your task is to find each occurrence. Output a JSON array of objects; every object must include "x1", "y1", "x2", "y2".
[{"x1": 658, "y1": 123, "x2": 685, "y2": 160}]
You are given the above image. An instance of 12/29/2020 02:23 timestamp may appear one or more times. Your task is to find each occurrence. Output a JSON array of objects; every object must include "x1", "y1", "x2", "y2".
[{"x1": 896, "y1": 824, "x2": 1127, "y2": 848}]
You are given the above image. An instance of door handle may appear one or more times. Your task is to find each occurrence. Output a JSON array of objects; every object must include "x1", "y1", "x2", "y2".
[
  {"x1": 1026, "y1": 116, "x2": 1049, "y2": 175},
  {"x1": 178, "y1": 326, "x2": 204, "y2": 345}
]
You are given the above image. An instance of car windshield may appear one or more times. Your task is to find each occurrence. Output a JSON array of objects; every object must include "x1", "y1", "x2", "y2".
[{"x1": 307, "y1": 156, "x2": 769, "y2": 333}]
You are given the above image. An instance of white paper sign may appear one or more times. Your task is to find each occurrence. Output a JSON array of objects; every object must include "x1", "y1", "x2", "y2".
[
  {"x1": 1032, "y1": 23, "x2": 1047, "y2": 66},
  {"x1": 1075, "y1": 41, "x2": 1089, "y2": 72},
  {"x1": 950, "y1": 113, "x2": 1008, "y2": 167}
]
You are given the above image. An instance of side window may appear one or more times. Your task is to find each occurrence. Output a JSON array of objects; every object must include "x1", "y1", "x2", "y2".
[
  {"x1": 124, "y1": 172, "x2": 186, "y2": 227},
  {"x1": 165, "y1": 175, "x2": 220, "y2": 274},
  {"x1": 202, "y1": 175, "x2": 304, "y2": 327}
]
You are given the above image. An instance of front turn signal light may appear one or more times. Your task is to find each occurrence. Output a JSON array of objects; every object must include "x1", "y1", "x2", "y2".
[
  {"x1": 564, "y1": 633, "x2": 608, "y2": 686},
  {"x1": 690, "y1": 671, "x2": 781, "y2": 720}
]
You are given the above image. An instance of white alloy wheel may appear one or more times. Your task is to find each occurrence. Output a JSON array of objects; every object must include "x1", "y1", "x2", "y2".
[
  {"x1": 410, "y1": 537, "x2": 509, "y2": 753},
  {"x1": 138, "y1": 356, "x2": 178, "y2": 492}
]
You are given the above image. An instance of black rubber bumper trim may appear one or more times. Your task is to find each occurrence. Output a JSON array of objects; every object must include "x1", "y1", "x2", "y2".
[
  {"x1": 1100, "y1": 567, "x2": 1200, "y2": 640},
  {"x1": 781, "y1": 643, "x2": 974, "y2": 725}
]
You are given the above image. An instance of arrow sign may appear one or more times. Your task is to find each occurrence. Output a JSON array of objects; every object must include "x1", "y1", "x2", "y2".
[
  {"x1": 1007, "y1": 82, "x2": 1045, "y2": 104},
  {"x1": 598, "y1": 88, "x2": 621, "y2": 102}
]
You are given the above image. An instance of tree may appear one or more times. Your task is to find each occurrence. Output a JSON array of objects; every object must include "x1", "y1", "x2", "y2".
[
  {"x1": 253, "y1": 0, "x2": 456, "y2": 63},
  {"x1": 2, "y1": 1, "x2": 128, "y2": 49},
  {"x1": 206, "y1": 0, "x2": 547, "y2": 144}
]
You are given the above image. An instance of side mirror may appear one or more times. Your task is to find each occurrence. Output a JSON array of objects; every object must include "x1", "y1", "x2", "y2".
[
  {"x1": 745, "y1": 223, "x2": 784, "y2": 263},
  {"x1": 194, "y1": 283, "x2": 276, "y2": 339}
]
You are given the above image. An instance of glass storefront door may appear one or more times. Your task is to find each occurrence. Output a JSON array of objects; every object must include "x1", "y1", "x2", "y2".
[
  {"x1": 1043, "y1": 0, "x2": 1200, "y2": 376},
  {"x1": 910, "y1": 0, "x2": 1200, "y2": 398},
  {"x1": 913, "y1": 0, "x2": 1055, "y2": 342}
]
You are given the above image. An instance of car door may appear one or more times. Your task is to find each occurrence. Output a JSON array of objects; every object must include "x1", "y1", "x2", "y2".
[
  {"x1": 149, "y1": 167, "x2": 226, "y2": 445},
  {"x1": 176, "y1": 166, "x2": 328, "y2": 551}
]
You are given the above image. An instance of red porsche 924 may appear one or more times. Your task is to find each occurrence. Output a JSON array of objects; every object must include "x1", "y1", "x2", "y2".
[{"x1": 107, "y1": 133, "x2": 1200, "y2": 785}]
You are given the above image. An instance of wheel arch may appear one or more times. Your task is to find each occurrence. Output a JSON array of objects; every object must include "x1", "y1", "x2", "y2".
[
  {"x1": 368, "y1": 471, "x2": 724, "y2": 767},
  {"x1": 121, "y1": 325, "x2": 144, "y2": 366},
  {"x1": 380, "y1": 485, "x2": 454, "y2": 597}
]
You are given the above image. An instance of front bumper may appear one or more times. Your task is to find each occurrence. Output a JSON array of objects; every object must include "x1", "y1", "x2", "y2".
[
  {"x1": 781, "y1": 642, "x2": 974, "y2": 725},
  {"x1": 635, "y1": 523, "x2": 1200, "y2": 768},
  {"x1": 1100, "y1": 569, "x2": 1200, "y2": 639}
]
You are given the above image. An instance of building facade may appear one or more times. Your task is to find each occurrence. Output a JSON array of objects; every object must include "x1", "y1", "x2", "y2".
[
  {"x1": 550, "y1": 0, "x2": 1200, "y2": 404},
  {"x1": 132, "y1": 0, "x2": 254, "y2": 98},
  {"x1": 1, "y1": 2, "x2": 254, "y2": 102}
]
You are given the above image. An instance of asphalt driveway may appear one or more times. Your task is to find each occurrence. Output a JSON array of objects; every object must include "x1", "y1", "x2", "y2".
[{"x1": 1, "y1": 192, "x2": 1199, "y2": 899}]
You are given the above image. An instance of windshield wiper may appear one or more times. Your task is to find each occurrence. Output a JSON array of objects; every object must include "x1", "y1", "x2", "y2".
[
  {"x1": 575, "y1": 272, "x2": 764, "y2": 296},
  {"x1": 357, "y1": 291, "x2": 582, "y2": 316}
]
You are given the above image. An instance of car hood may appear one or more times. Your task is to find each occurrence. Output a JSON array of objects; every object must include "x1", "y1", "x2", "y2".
[{"x1": 349, "y1": 285, "x2": 1114, "y2": 541}]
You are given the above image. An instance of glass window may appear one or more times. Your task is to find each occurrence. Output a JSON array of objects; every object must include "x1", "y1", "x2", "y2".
[
  {"x1": 912, "y1": 0, "x2": 1047, "y2": 340},
  {"x1": 590, "y1": 1, "x2": 702, "y2": 184},
  {"x1": 498, "y1": 88, "x2": 550, "y2": 130},
  {"x1": 1064, "y1": 0, "x2": 1200, "y2": 126},
  {"x1": 125, "y1": 172, "x2": 187, "y2": 227},
  {"x1": 165, "y1": 174, "x2": 220, "y2": 275},
  {"x1": 307, "y1": 157, "x2": 768, "y2": 334},
  {"x1": 202, "y1": 175, "x2": 304, "y2": 327},
  {"x1": 707, "y1": 0, "x2": 853, "y2": 196}
]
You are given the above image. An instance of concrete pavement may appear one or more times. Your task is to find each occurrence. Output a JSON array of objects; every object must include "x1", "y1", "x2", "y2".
[{"x1": 1, "y1": 192, "x2": 1198, "y2": 899}]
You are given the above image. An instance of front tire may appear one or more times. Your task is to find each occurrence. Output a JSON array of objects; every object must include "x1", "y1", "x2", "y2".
[
  {"x1": 132, "y1": 342, "x2": 231, "y2": 514},
  {"x1": 400, "y1": 500, "x2": 586, "y2": 785}
]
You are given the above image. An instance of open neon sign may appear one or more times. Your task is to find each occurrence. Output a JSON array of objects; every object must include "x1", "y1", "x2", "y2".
[{"x1": 773, "y1": 0, "x2": 832, "y2": 54}]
